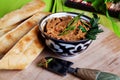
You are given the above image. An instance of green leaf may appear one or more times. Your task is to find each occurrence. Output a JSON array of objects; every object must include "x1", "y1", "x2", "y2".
[
  {"x1": 90, "y1": 14, "x2": 100, "y2": 28},
  {"x1": 47, "y1": 58, "x2": 53, "y2": 64},
  {"x1": 56, "y1": 0, "x2": 64, "y2": 12},
  {"x1": 86, "y1": 34, "x2": 96, "y2": 40},
  {"x1": 86, "y1": 14, "x2": 103, "y2": 40},
  {"x1": 106, "y1": 10, "x2": 120, "y2": 37},
  {"x1": 92, "y1": 0, "x2": 105, "y2": 10},
  {"x1": 90, "y1": 18, "x2": 99, "y2": 28},
  {"x1": 52, "y1": 0, "x2": 57, "y2": 13},
  {"x1": 58, "y1": 26, "x2": 75, "y2": 36},
  {"x1": 68, "y1": 13, "x2": 83, "y2": 27},
  {"x1": 78, "y1": 25, "x2": 87, "y2": 32},
  {"x1": 59, "y1": 13, "x2": 83, "y2": 36},
  {"x1": 84, "y1": 0, "x2": 120, "y2": 37},
  {"x1": 38, "y1": 58, "x2": 53, "y2": 67}
]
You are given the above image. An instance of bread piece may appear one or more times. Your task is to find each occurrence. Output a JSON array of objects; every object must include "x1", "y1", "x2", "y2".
[
  {"x1": 0, "y1": 12, "x2": 49, "y2": 56},
  {"x1": 0, "y1": 22, "x2": 21, "y2": 37},
  {"x1": 0, "y1": 25, "x2": 44, "y2": 69},
  {"x1": 0, "y1": 0, "x2": 45, "y2": 29}
]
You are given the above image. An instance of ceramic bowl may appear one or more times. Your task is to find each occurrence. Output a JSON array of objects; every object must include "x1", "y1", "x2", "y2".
[{"x1": 39, "y1": 12, "x2": 92, "y2": 57}]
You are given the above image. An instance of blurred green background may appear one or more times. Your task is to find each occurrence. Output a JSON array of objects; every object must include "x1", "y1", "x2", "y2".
[{"x1": 0, "y1": 0, "x2": 32, "y2": 18}]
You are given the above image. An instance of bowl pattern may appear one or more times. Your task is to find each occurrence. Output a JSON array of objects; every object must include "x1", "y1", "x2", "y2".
[
  {"x1": 45, "y1": 38, "x2": 92, "y2": 56},
  {"x1": 39, "y1": 12, "x2": 92, "y2": 57}
]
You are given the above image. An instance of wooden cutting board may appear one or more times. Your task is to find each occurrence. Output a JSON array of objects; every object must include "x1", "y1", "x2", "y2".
[{"x1": 0, "y1": 25, "x2": 120, "y2": 80}]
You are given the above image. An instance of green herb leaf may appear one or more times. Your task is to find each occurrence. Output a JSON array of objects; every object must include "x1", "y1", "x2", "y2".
[
  {"x1": 47, "y1": 58, "x2": 53, "y2": 64},
  {"x1": 81, "y1": 20, "x2": 90, "y2": 28},
  {"x1": 90, "y1": 14, "x2": 100, "y2": 28},
  {"x1": 67, "y1": 13, "x2": 83, "y2": 27},
  {"x1": 58, "y1": 13, "x2": 83, "y2": 36},
  {"x1": 86, "y1": 14, "x2": 103, "y2": 40},
  {"x1": 38, "y1": 58, "x2": 53, "y2": 68},
  {"x1": 78, "y1": 25, "x2": 87, "y2": 32},
  {"x1": 58, "y1": 26, "x2": 75, "y2": 36}
]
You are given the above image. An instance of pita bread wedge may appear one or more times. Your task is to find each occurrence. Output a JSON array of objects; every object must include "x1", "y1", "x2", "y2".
[
  {"x1": 0, "y1": 0, "x2": 45, "y2": 29},
  {"x1": 0, "y1": 12, "x2": 49, "y2": 56},
  {"x1": 0, "y1": 22, "x2": 21, "y2": 37},
  {"x1": 0, "y1": 25, "x2": 44, "y2": 69}
]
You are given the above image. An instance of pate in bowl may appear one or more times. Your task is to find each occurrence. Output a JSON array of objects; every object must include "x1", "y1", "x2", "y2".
[{"x1": 39, "y1": 12, "x2": 103, "y2": 57}]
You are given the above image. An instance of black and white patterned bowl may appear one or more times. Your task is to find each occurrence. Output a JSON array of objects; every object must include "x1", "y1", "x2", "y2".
[{"x1": 39, "y1": 12, "x2": 92, "y2": 57}]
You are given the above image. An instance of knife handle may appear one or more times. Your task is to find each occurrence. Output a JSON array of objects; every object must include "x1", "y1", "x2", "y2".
[{"x1": 73, "y1": 68, "x2": 120, "y2": 80}]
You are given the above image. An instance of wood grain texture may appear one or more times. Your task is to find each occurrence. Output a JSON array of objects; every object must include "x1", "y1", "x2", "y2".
[
  {"x1": 0, "y1": 25, "x2": 120, "y2": 80},
  {"x1": 74, "y1": 68, "x2": 99, "y2": 80}
]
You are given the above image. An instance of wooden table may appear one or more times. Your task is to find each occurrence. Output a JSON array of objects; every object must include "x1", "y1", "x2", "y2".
[{"x1": 0, "y1": 25, "x2": 120, "y2": 80}]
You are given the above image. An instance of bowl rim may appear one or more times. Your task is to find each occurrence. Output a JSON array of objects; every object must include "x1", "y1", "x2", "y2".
[{"x1": 39, "y1": 12, "x2": 92, "y2": 43}]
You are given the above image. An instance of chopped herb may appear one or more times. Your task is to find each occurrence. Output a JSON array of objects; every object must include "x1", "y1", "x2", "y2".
[
  {"x1": 81, "y1": 20, "x2": 90, "y2": 28},
  {"x1": 78, "y1": 25, "x2": 87, "y2": 32},
  {"x1": 47, "y1": 58, "x2": 53, "y2": 64},
  {"x1": 58, "y1": 26, "x2": 75, "y2": 36},
  {"x1": 58, "y1": 13, "x2": 83, "y2": 36},
  {"x1": 58, "y1": 13, "x2": 103, "y2": 40},
  {"x1": 68, "y1": 13, "x2": 82, "y2": 26},
  {"x1": 38, "y1": 58, "x2": 53, "y2": 68}
]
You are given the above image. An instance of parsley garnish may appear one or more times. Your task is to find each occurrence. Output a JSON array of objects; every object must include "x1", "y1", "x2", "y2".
[
  {"x1": 78, "y1": 25, "x2": 87, "y2": 32},
  {"x1": 86, "y1": 14, "x2": 103, "y2": 40}
]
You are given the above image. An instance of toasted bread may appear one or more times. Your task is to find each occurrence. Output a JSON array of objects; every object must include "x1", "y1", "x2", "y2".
[
  {"x1": 0, "y1": 12, "x2": 49, "y2": 56},
  {"x1": 0, "y1": 25, "x2": 44, "y2": 69}
]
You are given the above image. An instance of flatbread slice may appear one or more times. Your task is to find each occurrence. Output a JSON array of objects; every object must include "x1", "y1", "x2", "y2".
[
  {"x1": 0, "y1": 22, "x2": 21, "y2": 37},
  {"x1": 0, "y1": 25, "x2": 44, "y2": 69},
  {"x1": 0, "y1": 0, "x2": 45, "y2": 29},
  {"x1": 0, "y1": 12, "x2": 49, "y2": 56}
]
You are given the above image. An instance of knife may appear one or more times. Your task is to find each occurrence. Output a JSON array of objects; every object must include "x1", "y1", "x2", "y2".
[{"x1": 38, "y1": 57, "x2": 120, "y2": 80}]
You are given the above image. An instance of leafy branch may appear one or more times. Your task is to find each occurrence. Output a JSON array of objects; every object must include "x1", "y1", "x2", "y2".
[{"x1": 86, "y1": 14, "x2": 103, "y2": 40}]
